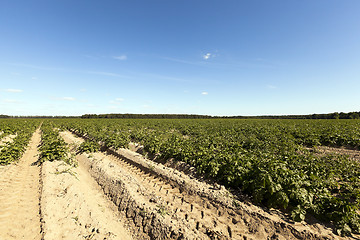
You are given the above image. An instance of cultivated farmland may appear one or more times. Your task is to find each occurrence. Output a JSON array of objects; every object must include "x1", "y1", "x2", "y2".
[{"x1": 0, "y1": 118, "x2": 360, "y2": 239}]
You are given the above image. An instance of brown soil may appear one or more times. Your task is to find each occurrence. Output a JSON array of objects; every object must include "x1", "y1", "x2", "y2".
[{"x1": 0, "y1": 129, "x2": 42, "y2": 240}]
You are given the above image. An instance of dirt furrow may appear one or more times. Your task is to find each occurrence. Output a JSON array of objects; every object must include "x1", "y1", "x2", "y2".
[
  {"x1": 104, "y1": 152, "x2": 239, "y2": 238},
  {"x1": 0, "y1": 129, "x2": 42, "y2": 240},
  {"x1": 63, "y1": 130, "x2": 348, "y2": 240},
  {"x1": 41, "y1": 136, "x2": 133, "y2": 239}
]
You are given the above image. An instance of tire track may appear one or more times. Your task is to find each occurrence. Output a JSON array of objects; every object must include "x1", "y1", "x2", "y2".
[
  {"x1": 62, "y1": 131, "x2": 343, "y2": 240},
  {"x1": 0, "y1": 129, "x2": 42, "y2": 240}
]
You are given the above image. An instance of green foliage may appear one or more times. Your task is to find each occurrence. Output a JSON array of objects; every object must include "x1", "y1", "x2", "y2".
[
  {"x1": 78, "y1": 140, "x2": 100, "y2": 153},
  {"x1": 39, "y1": 122, "x2": 72, "y2": 165},
  {"x1": 0, "y1": 119, "x2": 40, "y2": 165},
  {"x1": 50, "y1": 118, "x2": 360, "y2": 235}
]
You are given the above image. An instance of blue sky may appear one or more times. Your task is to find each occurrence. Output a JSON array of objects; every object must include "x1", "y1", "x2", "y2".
[{"x1": 0, "y1": 0, "x2": 359, "y2": 116}]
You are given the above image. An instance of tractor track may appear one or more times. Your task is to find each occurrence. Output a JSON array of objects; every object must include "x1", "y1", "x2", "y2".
[
  {"x1": 0, "y1": 127, "x2": 354, "y2": 240},
  {"x1": 63, "y1": 130, "x2": 347, "y2": 240},
  {"x1": 0, "y1": 129, "x2": 42, "y2": 240}
]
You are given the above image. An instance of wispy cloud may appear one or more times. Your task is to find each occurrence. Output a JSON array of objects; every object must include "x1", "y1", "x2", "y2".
[
  {"x1": 62, "y1": 97, "x2": 76, "y2": 101},
  {"x1": 3, "y1": 99, "x2": 22, "y2": 103},
  {"x1": 141, "y1": 72, "x2": 191, "y2": 83},
  {"x1": 113, "y1": 55, "x2": 127, "y2": 61},
  {"x1": 84, "y1": 71, "x2": 130, "y2": 78},
  {"x1": 7, "y1": 62, "x2": 131, "y2": 79},
  {"x1": 201, "y1": 91, "x2": 209, "y2": 95},
  {"x1": 266, "y1": 85, "x2": 277, "y2": 89},
  {"x1": 203, "y1": 53, "x2": 212, "y2": 60},
  {"x1": 7, "y1": 62, "x2": 66, "y2": 71},
  {"x1": 161, "y1": 56, "x2": 203, "y2": 66},
  {"x1": 6, "y1": 89, "x2": 23, "y2": 93},
  {"x1": 109, "y1": 98, "x2": 125, "y2": 105},
  {"x1": 84, "y1": 54, "x2": 99, "y2": 59}
]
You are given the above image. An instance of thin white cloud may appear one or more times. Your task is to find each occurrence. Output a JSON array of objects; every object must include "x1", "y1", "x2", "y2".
[
  {"x1": 141, "y1": 72, "x2": 191, "y2": 83},
  {"x1": 113, "y1": 55, "x2": 127, "y2": 61},
  {"x1": 7, "y1": 62, "x2": 131, "y2": 79},
  {"x1": 201, "y1": 91, "x2": 209, "y2": 95},
  {"x1": 84, "y1": 54, "x2": 99, "y2": 59},
  {"x1": 31, "y1": 77, "x2": 37, "y2": 80},
  {"x1": 3, "y1": 99, "x2": 22, "y2": 103},
  {"x1": 84, "y1": 71, "x2": 130, "y2": 78},
  {"x1": 7, "y1": 63, "x2": 66, "y2": 71},
  {"x1": 203, "y1": 53, "x2": 212, "y2": 60},
  {"x1": 266, "y1": 85, "x2": 277, "y2": 89},
  {"x1": 6, "y1": 89, "x2": 23, "y2": 93},
  {"x1": 161, "y1": 56, "x2": 204, "y2": 66},
  {"x1": 109, "y1": 98, "x2": 125, "y2": 105},
  {"x1": 62, "y1": 97, "x2": 76, "y2": 101},
  {"x1": 80, "y1": 88, "x2": 87, "y2": 92}
]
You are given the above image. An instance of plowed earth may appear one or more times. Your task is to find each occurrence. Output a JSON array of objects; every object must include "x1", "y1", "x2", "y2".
[{"x1": 0, "y1": 129, "x2": 359, "y2": 240}]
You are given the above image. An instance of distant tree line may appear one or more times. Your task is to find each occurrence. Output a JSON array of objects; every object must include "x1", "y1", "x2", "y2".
[
  {"x1": 226, "y1": 112, "x2": 360, "y2": 120},
  {"x1": 81, "y1": 112, "x2": 360, "y2": 119},
  {"x1": 81, "y1": 114, "x2": 213, "y2": 119},
  {"x1": 1, "y1": 111, "x2": 359, "y2": 119},
  {"x1": 3, "y1": 115, "x2": 78, "y2": 119}
]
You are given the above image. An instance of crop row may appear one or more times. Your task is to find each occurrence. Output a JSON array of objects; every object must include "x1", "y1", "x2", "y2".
[
  {"x1": 51, "y1": 119, "x2": 360, "y2": 236},
  {"x1": 0, "y1": 119, "x2": 40, "y2": 165},
  {"x1": 39, "y1": 121, "x2": 77, "y2": 166}
]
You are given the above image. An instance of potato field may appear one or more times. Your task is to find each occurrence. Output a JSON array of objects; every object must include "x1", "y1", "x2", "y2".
[{"x1": 0, "y1": 118, "x2": 360, "y2": 239}]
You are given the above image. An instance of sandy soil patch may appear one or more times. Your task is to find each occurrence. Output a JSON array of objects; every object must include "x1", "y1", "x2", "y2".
[
  {"x1": 310, "y1": 146, "x2": 360, "y2": 162},
  {"x1": 41, "y1": 154, "x2": 133, "y2": 239},
  {"x1": 0, "y1": 129, "x2": 41, "y2": 240}
]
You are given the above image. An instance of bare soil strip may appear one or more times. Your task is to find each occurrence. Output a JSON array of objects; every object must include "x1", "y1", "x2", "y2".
[
  {"x1": 63, "y1": 131, "x2": 351, "y2": 240},
  {"x1": 0, "y1": 129, "x2": 42, "y2": 240},
  {"x1": 41, "y1": 138, "x2": 133, "y2": 239},
  {"x1": 310, "y1": 146, "x2": 360, "y2": 162}
]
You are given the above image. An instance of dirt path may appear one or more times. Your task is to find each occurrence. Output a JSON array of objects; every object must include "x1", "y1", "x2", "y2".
[
  {"x1": 42, "y1": 132, "x2": 133, "y2": 239},
  {"x1": 0, "y1": 129, "x2": 42, "y2": 240}
]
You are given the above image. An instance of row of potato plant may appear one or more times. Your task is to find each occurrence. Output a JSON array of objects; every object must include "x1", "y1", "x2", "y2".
[
  {"x1": 0, "y1": 119, "x2": 40, "y2": 165},
  {"x1": 39, "y1": 121, "x2": 74, "y2": 165},
  {"x1": 53, "y1": 118, "x2": 360, "y2": 236}
]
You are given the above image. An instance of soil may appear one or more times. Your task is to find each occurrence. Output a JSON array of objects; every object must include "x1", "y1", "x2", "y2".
[
  {"x1": 64, "y1": 131, "x2": 359, "y2": 240},
  {"x1": 310, "y1": 146, "x2": 360, "y2": 162},
  {"x1": 0, "y1": 129, "x2": 42, "y2": 240},
  {"x1": 1, "y1": 129, "x2": 359, "y2": 239}
]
